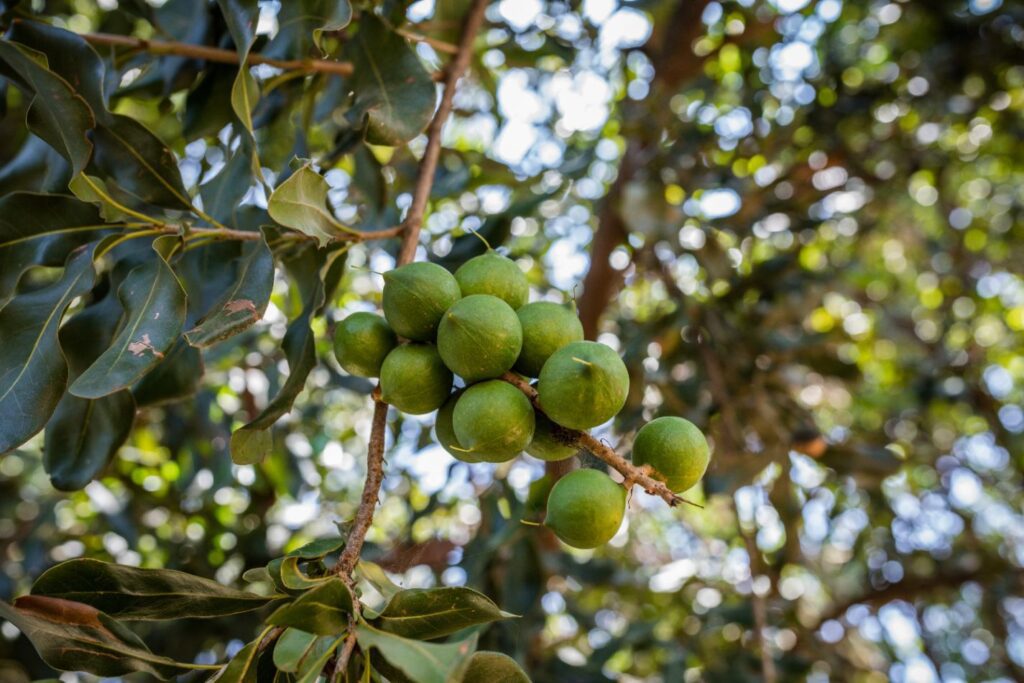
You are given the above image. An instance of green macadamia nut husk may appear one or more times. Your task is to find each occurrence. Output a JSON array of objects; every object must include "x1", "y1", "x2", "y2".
[
  {"x1": 544, "y1": 468, "x2": 626, "y2": 549},
  {"x1": 379, "y1": 344, "x2": 453, "y2": 415},
  {"x1": 632, "y1": 416, "x2": 710, "y2": 493},
  {"x1": 525, "y1": 411, "x2": 578, "y2": 462},
  {"x1": 434, "y1": 391, "x2": 482, "y2": 463},
  {"x1": 332, "y1": 312, "x2": 397, "y2": 377},
  {"x1": 514, "y1": 301, "x2": 584, "y2": 377},
  {"x1": 382, "y1": 262, "x2": 461, "y2": 341},
  {"x1": 437, "y1": 294, "x2": 523, "y2": 383},
  {"x1": 454, "y1": 252, "x2": 529, "y2": 309},
  {"x1": 537, "y1": 341, "x2": 629, "y2": 430},
  {"x1": 452, "y1": 380, "x2": 535, "y2": 462}
]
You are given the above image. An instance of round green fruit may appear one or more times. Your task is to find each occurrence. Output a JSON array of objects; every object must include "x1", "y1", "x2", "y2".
[
  {"x1": 544, "y1": 469, "x2": 626, "y2": 549},
  {"x1": 332, "y1": 312, "x2": 397, "y2": 377},
  {"x1": 434, "y1": 391, "x2": 482, "y2": 463},
  {"x1": 514, "y1": 301, "x2": 584, "y2": 377},
  {"x1": 452, "y1": 380, "x2": 534, "y2": 463},
  {"x1": 382, "y1": 262, "x2": 461, "y2": 341},
  {"x1": 462, "y1": 651, "x2": 530, "y2": 683},
  {"x1": 437, "y1": 294, "x2": 522, "y2": 383},
  {"x1": 379, "y1": 344, "x2": 453, "y2": 415},
  {"x1": 526, "y1": 411, "x2": 577, "y2": 462},
  {"x1": 537, "y1": 341, "x2": 629, "y2": 430},
  {"x1": 454, "y1": 252, "x2": 529, "y2": 309},
  {"x1": 632, "y1": 416, "x2": 710, "y2": 493}
]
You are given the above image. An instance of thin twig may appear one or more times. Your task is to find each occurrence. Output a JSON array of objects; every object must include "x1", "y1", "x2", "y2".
[
  {"x1": 396, "y1": 0, "x2": 488, "y2": 264},
  {"x1": 395, "y1": 27, "x2": 460, "y2": 54},
  {"x1": 499, "y1": 372, "x2": 692, "y2": 508},
  {"x1": 334, "y1": 0, "x2": 489, "y2": 585},
  {"x1": 80, "y1": 32, "x2": 445, "y2": 81}
]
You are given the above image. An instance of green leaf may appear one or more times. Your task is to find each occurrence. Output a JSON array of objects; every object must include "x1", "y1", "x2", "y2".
[
  {"x1": 185, "y1": 234, "x2": 274, "y2": 348},
  {"x1": 70, "y1": 238, "x2": 187, "y2": 399},
  {"x1": 268, "y1": 165, "x2": 350, "y2": 246},
  {"x1": 374, "y1": 587, "x2": 516, "y2": 640},
  {"x1": 0, "y1": 192, "x2": 111, "y2": 309},
  {"x1": 131, "y1": 338, "x2": 204, "y2": 406},
  {"x1": 295, "y1": 636, "x2": 343, "y2": 683},
  {"x1": 356, "y1": 560, "x2": 402, "y2": 601},
  {"x1": 0, "y1": 243, "x2": 97, "y2": 453},
  {"x1": 0, "y1": 596, "x2": 211, "y2": 679},
  {"x1": 273, "y1": 628, "x2": 318, "y2": 672},
  {"x1": 0, "y1": 41, "x2": 94, "y2": 172},
  {"x1": 229, "y1": 246, "x2": 335, "y2": 463},
  {"x1": 217, "y1": 0, "x2": 260, "y2": 59},
  {"x1": 8, "y1": 21, "x2": 109, "y2": 116},
  {"x1": 266, "y1": 537, "x2": 345, "y2": 593},
  {"x1": 199, "y1": 146, "x2": 258, "y2": 225},
  {"x1": 344, "y1": 14, "x2": 436, "y2": 146},
  {"x1": 461, "y1": 651, "x2": 531, "y2": 683},
  {"x1": 216, "y1": 0, "x2": 264, "y2": 178},
  {"x1": 44, "y1": 283, "x2": 134, "y2": 490},
  {"x1": 68, "y1": 174, "x2": 135, "y2": 222},
  {"x1": 266, "y1": 578, "x2": 354, "y2": 636},
  {"x1": 30, "y1": 558, "x2": 280, "y2": 620},
  {"x1": 264, "y1": 0, "x2": 353, "y2": 57},
  {"x1": 0, "y1": 134, "x2": 72, "y2": 196},
  {"x1": 91, "y1": 115, "x2": 192, "y2": 210},
  {"x1": 210, "y1": 638, "x2": 260, "y2": 683},
  {"x1": 356, "y1": 621, "x2": 478, "y2": 683}
]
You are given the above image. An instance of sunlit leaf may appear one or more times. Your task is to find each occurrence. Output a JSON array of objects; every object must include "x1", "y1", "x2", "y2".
[
  {"x1": 266, "y1": 578, "x2": 354, "y2": 636},
  {"x1": 355, "y1": 620, "x2": 477, "y2": 683},
  {"x1": 267, "y1": 165, "x2": 350, "y2": 246}
]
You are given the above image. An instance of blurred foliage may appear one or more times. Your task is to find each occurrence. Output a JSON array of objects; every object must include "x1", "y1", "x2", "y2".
[{"x1": 1, "y1": 0, "x2": 1023, "y2": 681}]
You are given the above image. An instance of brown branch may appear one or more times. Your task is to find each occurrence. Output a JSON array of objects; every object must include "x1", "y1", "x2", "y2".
[
  {"x1": 741, "y1": 522, "x2": 778, "y2": 683},
  {"x1": 336, "y1": 394, "x2": 389, "y2": 579},
  {"x1": 335, "y1": 0, "x2": 488, "y2": 584},
  {"x1": 500, "y1": 372, "x2": 689, "y2": 508},
  {"x1": 80, "y1": 32, "x2": 445, "y2": 81},
  {"x1": 397, "y1": 0, "x2": 488, "y2": 265}
]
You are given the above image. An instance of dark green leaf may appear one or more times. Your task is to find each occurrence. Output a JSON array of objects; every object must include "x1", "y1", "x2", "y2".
[
  {"x1": 131, "y1": 338, "x2": 204, "y2": 406},
  {"x1": 266, "y1": 537, "x2": 345, "y2": 593},
  {"x1": 8, "y1": 21, "x2": 109, "y2": 115},
  {"x1": 199, "y1": 145, "x2": 258, "y2": 225},
  {"x1": 0, "y1": 41, "x2": 94, "y2": 172},
  {"x1": 210, "y1": 638, "x2": 259, "y2": 683},
  {"x1": 273, "y1": 628, "x2": 318, "y2": 672},
  {"x1": 344, "y1": 14, "x2": 436, "y2": 146},
  {"x1": 44, "y1": 283, "x2": 134, "y2": 490},
  {"x1": 356, "y1": 621, "x2": 477, "y2": 683},
  {"x1": 69, "y1": 238, "x2": 187, "y2": 399},
  {"x1": 217, "y1": 0, "x2": 261, "y2": 142},
  {"x1": 229, "y1": 247, "x2": 333, "y2": 463},
  {"x1": 0, "y1": 134, "x2": 71, "y2": 196},
  {"x1": 0, "y1": 244, "x2": 97, "y2": 453},
  {"x1": 0, "y1": 192, "x2": 110, "y2": 309},
  {"x1": 264, "y1": 0, "x2": 353, "y2": 58},
  {"x1": 374, "y1": 587, "x2": 516, "y2": 640},
  {"x1": 461, "y1": 652, "x2": 530, "y2": 683},
  {"x1": 91, "y1": 115, "x2": 192, "y2": 210},
  {"x1": 266, "y1": 578, "x2": 354, "y2": 636},
  {"x1": 295, "y1": 636, "x2": 342, "y2": 683},
  {"x1": 0, "y1": 596, "x2": 210, "y2": 679},
  {"x1": 185, "y1": 234, "x2": 274, "y2": 348},
  {"x1": 30, "y1": 558, "x2": 280, "y2": 620},
  {"x1": 268, "y1": 165, "x2": 351, "y2": 246},
  {"x1": 152, "y1": 0, "x2": 210, "y2": 91}
]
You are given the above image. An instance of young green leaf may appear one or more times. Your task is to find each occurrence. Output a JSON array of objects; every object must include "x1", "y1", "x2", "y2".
[
  {"x1": 374, "y1": 587, "x2": 516, "y2": 640},
  {"x1": 0, "y1": 244, "x2": 97, "y2": 453},
  {"x1": 356, "y1": 621, "x2": 478, "y2": 683},
  {"x1": 0, "y1": 596, "x2": 214, "y2": 679},
  {"x1": 70, "y1": 238, "x2": 187, "y2": 399},
  {"x1": 268, "y1": 165, "x2": 351, "y2": 245},
  {"x1": 30, "y1": 558, "x2": 281, "y2": 620}
]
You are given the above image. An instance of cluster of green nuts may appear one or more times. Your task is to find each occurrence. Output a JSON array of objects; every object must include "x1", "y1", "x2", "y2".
[{"x1": 333, "y1": 252, "x2": 710, "y2": 550}]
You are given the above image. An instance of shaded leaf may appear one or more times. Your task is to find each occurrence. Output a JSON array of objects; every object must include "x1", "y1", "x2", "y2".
[
  {"x1": 91, "y1": 115, "x2": 192, "y2": 210},
  {"x1": 273, "y1": 628, "x2": 318, "y2": 672},
  {"x1": 0, "y1": 134, "x2": 71, "y2": 196},
  {"x1": 210, "y1": 638, "x2": 259, "y2": 683},
  {"x1": 0, "y1": 41, "x2": 94, "y2": 171},
  {"x1": 131, "y1": 338, "x2": 204, "y2": 406},
  {"x1": 374, "y1": 587, "x2": 516, "y2": 640},
  {"x1": 185, "y1": 234, "x2": 274, "y2": 348},
  {"x1": 0, "y1": 596, "x2": 208, "y2": 679},
  {"x1": 264, "y1": 0, "x2": 353, "y2": 58},
  {"x1": 267, "y1": 165, "x2": 350, "y2": 246},
  {"x1": 8, "y1": 21, "x2": 109, "y2": 116},
  {"x1": 0, "y1": 244, "x2": 97, "y2": 453},
  {"x1": 30, "y1": 558, "x2": 280, "y2": 620},
  {"x1": 295, "y1": 636, "x2": 342, "y2": 683},
  {"x1": 0, "y1": 192, "x2": 110, "y2": 309},
  {"x1": 345, "y1": 15, "x2": 436, "y2": 146},
  {"x1": 199, "y1": 145, "x2": 258, "y2": 225},
  {"x1": 356, "y1": 621, "x2": 478, "y2": 683},
  {"x1": 266, "y1": 578, "x2": 354, "y2": 636},
  {"x1": 69, "y1": 238, "x2": 187, "y2": 399},
  {"x1": 44, "y1": 282, "x2": 133, "y2": 490}
]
